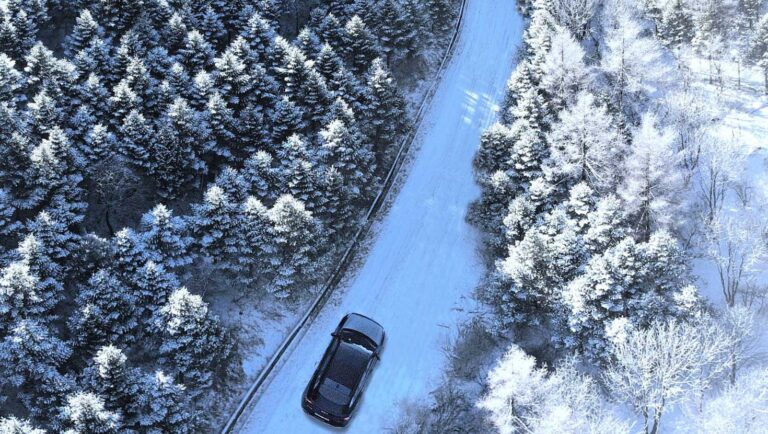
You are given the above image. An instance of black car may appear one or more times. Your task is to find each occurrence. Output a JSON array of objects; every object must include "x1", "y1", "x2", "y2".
[{"x1": 302, "y1": 313, "x2": 385, "y2": 427}]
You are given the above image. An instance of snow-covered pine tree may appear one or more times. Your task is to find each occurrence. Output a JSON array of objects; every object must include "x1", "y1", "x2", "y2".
[
  {"x1": 0, "y1": 261, "x2": 44, "y2": 331},
  {"x1": 88, "y1": 346, "x2": 142, "y2": 426},
  {"x1": 267, "y1": 194, "x2": 322, "y2": 298},
  {"x1": 662, "y1": 0, "x2": 694, "y2": 46},
  {"x1": 0, "y1": 53, "x2": 23, "y2": 104},
  {"x1": 119, "y1": 109, "x2": 153, "y2": 170},
  {"x1": 65, "y1": 9, "x2": 102, "y2": 56},
  {"x1": 0, "y1": 417, "x2": 46, "y2": 434},
  {"x1": 24, "y1": 43, "x2": 74, "y2": 97},
  {"x1": 16, "y1": 233, "x2": 63, "y2": 313},
  {"x1": 474, "y1": 122, "x2": 515, "y2": 176},
  {"x1": 136, "y1": 370, "x2": 195, "y2": 433},
  {"x1": 269, "y1": 96, "x2": 306, "y2": 146},
  {"x1": 425, "y1": 0, "x2": 455, "y2": 34},
  {"x1": 70, "y1": 269, "x2": 138, "y2": 350},
  {"x1": 506, "y1": 89, "x2": 548, "y2": 184},
  {"x1": 619, "y1": 114, "x2": 683, "y2": 240},
  {"x1": 498, "y1": 208, "x2": 585, "y2": 327},
  {"x1": 61, "y1": 392, "x2": 122, "y2": 434},
  {"x1": 180, "y1": 30, "x2": 215, "y2": 74},
  {"x1": 190, "y1": 185, "x2": 242, "y2": 272},
  {"x1": 112, "y1": 227, "x2": 148, "y2": 279},
  {"x1": 318, "y1": 118, "x2": 374, "y2": 201},
  {"x1": 376, "y1": 0, "x2": 414, "y2": 65},
  {"x1": 0, "y1": 319, "x2": 73, "y2": 420},
  {"x1": 563, "y1": 231, "x2": 696, "y2": 361},
  {"x1": 546, "y1": 92, "x2": 624, "y2": 192},
  {"x1": 243, "y1": 150, "x2": 278, "y2": 202},
  {"x1": 364, "y1": 58, "x2": 405, "y2": 157},
  {"x1": 156, "y1": 287, "x2": 238, "y2": 392},
  {"x1": 139, "y1": 204, "x2": 193, "y2": 269},
  {"x1": 124, "y1": 260, "x2": 179, "y2": 320},
  {"x1": 239, "y1": 196, "x2": 273, "y2": 286},
  {"x1": 540, "y1": 27, "x2": 588, "y2": 110},
  {"x1": 343, "y1": 15, "x2": 379, "y2": 75},
  {"x1": 584, "y1": 194, "x2": 629, "y2": 253},
  {"x1": 82, "y1": 124, "x2": 116, "y2": 167}
]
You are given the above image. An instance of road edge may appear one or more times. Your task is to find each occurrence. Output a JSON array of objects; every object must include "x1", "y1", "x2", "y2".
[{"x1": 219, "y1": 2, "x2": 469, "y2": 431}]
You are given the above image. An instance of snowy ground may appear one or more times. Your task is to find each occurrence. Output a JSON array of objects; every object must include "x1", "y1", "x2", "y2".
[
  {"x1": 683, "y1": 54, "x2": 768, "y2": 307},
  {"x1": 234, "y1": 2, "x2": 523, "y2": 432}
]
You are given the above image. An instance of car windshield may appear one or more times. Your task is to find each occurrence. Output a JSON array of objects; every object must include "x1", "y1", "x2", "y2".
[
  {"x1": 340, "y1": 329, "x2": 377, "y2": 351},
  {"x1": 319, "y1": 341, "x2": 370, "y2": 405}
]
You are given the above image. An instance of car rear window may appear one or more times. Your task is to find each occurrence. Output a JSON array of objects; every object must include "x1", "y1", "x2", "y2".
[{"x1": 318, "y1": 378, "x2": 351, "y2": 405}]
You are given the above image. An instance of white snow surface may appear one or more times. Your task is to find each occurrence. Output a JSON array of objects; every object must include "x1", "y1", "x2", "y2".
[{"x1": 237, "y1": 2, "x2": 523, "y2": 432}]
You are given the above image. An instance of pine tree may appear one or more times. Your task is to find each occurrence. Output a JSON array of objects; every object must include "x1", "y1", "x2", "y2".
[
  {"x1": 376, "y1": 0, "x2": 410, "y2": 64},
  {"x1": 319, "y1": 119, "x2": 374, "y2": 200},
  {"x1": 70, "y1": 269, "x2": 138, "y2": 350},
  {"x1": 267, "y1": 194, "x2": 322, "y2": 297},
  {"x1": 661, "y1": 0, "x2": 694, "y2": 46},
  {"x1": 546, "y1": 92, "x2": 624, "y2": 192},
  {"x1": 207, "y1": 93, "x2": 238, "y2": 162},
  {"x1": 270, "y1": 96, "x2": 305, "y2": 144},
  {"x1": 343, "y1": 15, "x2": 379, "y2": 74},
  {"x1": 498, "y1": 208, "x2": 585, "y2": 326},
  {"x1": 584, "y1": 194, "x2": 629, "y2": 253},
  {"x1": 29, "y1": 130, "x2": 87, "y2": 227},
  {"x1": 364, "y1": 58, "x2": 405, "y2": 156},
  {"x1": 82, "y1": 124, "x2": 115, "y2": 167},
  {"x1": 165, "y1": 13, "x2": 188, "y2": 53},
  {"x1": 88, "y1": 346, "x2": 142, "y2": 425},
  {"x1": 563, "y1": 231, "x2": 694, "y2": 361},
  {"x1": 78, "y1": 73, "x2": 110, "y2": 119},
  {"x1": 0, "y1": 319, "x2": 73, "y2": 419},
  {"x1": 24, "y1": 42, "x2": 74, "y2": 97},
  {"x1": 739, "y1": 0, "x2": 762, "y2": 31},
  {"x1": 297, "y1": 27, "x2": 322, "y2": 59},
  {"x1": 139, "y1": 204, "x2": 193, "y2": 269},
  {"x1": 0, "y1": 53, "x2": 23, "y2": 103},
  {"x1": 0, "y1": 189, "x2": 19, "y2": 240},
  {"x1": 62, "y1": 392, "x2": 122, "y2": 434},
  {"x1": 112, "y1": 227, "x2": 147, "y2": 279},
  {"x1": 119, "y1": 110, "x2": 153, "y2": 170},
  {"x1": 125, "y1": 260, "x2": 179, "y2": 319},
  {"x1": 136, "y1": 371, "x2": 195, "y2": 433},
  {"x1": 239, "y1": 196, "x2": 273, "y2": 285},
  {"x1": 157, "y1": 287, "x2": 237, "y2": 391},
  {"x1": 180, "y1": 30, "x2": 215, "y2": 73},
  {"x1": 240, "y1": 11, "x2": 275, "y2": 64},
  {"x1": 109, "y1": 81, "x2": 139, "y2": 128},
  {"x1": 619, "y1": 114, "x2": 683, "y2": 240},
  {"x1": 0, "y1": 417, "x2": 46, "y2": 434},
  {"x1": 190, "y1": 185, "x2": 242, "y2": 271},
  {"x1": 243, "y1": 150, "x2": 277, "y2": 202},
  {"x1": 65, "y1": 9, "x2": 102, "y2": 56},
  {"x1": 425, "y1": 0, "x2": 455, "y2": 33},
  {"x1": 0, "y1": 262, "x2": 43, "y2": 330},
  {"x1": 199, "y1": 6, "x2": 225, "y2": 47},
  {"x1": 213, "y1": 48, "x2": 252, "y2": 110},
  {"x1": 474, "y1": 122, "x2": 515, "y2": 176},
  {"x1": 17, "y1": 233, "x2": 63, "y2": 313},
  {"x1": 317, "y1": 13, "x2": 345, "y2": 50}
]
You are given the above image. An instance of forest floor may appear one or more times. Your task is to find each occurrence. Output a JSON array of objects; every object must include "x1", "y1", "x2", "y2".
[
  {"x1": 233, "y1": 2, "x2": 523, "y2": 432},
  {"x1": 683, "y1": 53, "x2": 768, "y2": 308}
]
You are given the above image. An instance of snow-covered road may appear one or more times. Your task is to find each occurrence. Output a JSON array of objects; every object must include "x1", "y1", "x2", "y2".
[{"x1": 237, "y1": 2, "x2": 522, "y2": 432}]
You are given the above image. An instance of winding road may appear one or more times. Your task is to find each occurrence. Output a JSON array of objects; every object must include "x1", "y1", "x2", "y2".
[{"x1": 236, "y1": 2, "x2": 522, "y2": 432}]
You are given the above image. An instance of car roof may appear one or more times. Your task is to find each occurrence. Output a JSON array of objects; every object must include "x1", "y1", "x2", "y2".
[
  {"x1": 342, "y1": 313, "x2": 384, "y2": 346},
  {"x1": 324, "y1": 342, "x2": 370, "y2": 390}
]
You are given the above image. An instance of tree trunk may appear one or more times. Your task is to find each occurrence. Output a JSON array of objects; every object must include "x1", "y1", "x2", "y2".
[{"x1": 105, "y1": 207, "x2": 115, "y2": 237}]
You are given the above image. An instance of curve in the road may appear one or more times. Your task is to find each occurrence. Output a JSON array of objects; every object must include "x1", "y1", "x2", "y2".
[{"x1": 238, "y1": 2, "x2": 523, "y2": 432}]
